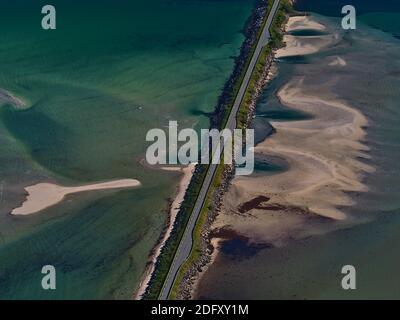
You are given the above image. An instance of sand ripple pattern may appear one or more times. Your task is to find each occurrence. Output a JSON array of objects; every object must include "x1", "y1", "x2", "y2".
[{"x1": 213, "y1": 15, "x2": 374, "y2": 246}]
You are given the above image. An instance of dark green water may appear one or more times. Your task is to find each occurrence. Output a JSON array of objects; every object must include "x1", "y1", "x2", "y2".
[
  {"x1": 0, "y1": 0, "x2": 254, "y2": 299},
  {"x1": 197, "y1": 2, "x2": 400, "y2": 299}
]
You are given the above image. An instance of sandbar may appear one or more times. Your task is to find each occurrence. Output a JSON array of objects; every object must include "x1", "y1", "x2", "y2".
[{"x1": 11, "y1": 179, "x2": 141, "y2": 216}]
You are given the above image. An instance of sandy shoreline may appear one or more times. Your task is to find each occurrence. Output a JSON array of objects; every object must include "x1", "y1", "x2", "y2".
[
  {"x1": 275, "y1": 15, "x2": 337, "y2": 58},
  {"x1": 285, "y1": 15, "x2": 326, "y2": 32},
  {"x1": 234, "y1": 79, "x2": 373, "y2": 222},
  {"x1": 0, "y1": 89, "x2": 26, "y2": 108},
  {"x1": 133, "y1": 164, "x2": 195, "y2": 299},
  {"x1": 11, "y1": 179, "x2": 141, "y2": 216},
  {"x1": 193, "y1": 14, "x2": 373, "y2": 298},
  {"x1": 212, "y1": 15, "x2": 372, "y2": 239}
]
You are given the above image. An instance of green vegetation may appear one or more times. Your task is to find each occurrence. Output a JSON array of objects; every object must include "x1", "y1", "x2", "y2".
[
  {"x1": 143, "y1": 0, "x2": 293, "y2": 300},
  {"x1": 168, "y1": 0, "x2": 293, "y2": 299},
  {"x1": 142, "y1": 0, "x2": 274, "y2": 301},
  {"x1": 237, "y1": 0, "x2": 293, "y2": 127},
  {"x1": 219, "y1": 0, "x2": 275, "y2": 129},
  {"x1": 169, "y1": 163, "x2": 227, "y2": 299},
  {"x1": 224, "y1": 0, "x2": 293, "y2": 129},
  {"x1": 143, "y1": 164, "x2": 208, "y2": 299},
  {"x1": 270, "y1": 0, "x2": 293, "y2": 48},
  {"x1": 236, "y1": 45, "x2": 272, "y2": 128},
  {"x1": 171, "y1": 0, "x2": 294, "y2": 297}
]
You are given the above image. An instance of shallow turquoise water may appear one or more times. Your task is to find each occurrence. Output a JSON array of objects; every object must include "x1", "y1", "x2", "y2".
[{"x1": 0, "y1": 0, "x2": 254, "y2": 299}]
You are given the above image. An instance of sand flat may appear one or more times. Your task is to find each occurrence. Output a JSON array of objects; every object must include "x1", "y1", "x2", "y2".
[
  {"x1": 11, "y1": 179, "x2": 141, "y2": 216},
  {"x1": 210, "y1": 14, "x2": 373, "y2": 247},
  {"x1": 276, "y1": 15, "x2": 337, "y2": 58},
  {"x1": 286, "y1": 15, "x2": 326, "y2": 32},
  {"x1": 214, "y1": 76, "x2": 373, "y2": 244},
  {"x1": 329, "y1": 56, "x2": 347, "y2": 66}
]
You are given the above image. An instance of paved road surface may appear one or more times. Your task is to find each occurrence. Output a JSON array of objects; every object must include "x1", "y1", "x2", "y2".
[{"x1": 158, "y1": 0, "x2": 281, "y2": 300}]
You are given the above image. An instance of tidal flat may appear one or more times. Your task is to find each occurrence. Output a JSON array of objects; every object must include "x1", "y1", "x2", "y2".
[{"x1": 196, "y1": 2, "x2": 400, "y2": 299}]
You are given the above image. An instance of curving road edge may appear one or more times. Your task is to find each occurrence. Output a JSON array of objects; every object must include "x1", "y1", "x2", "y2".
[{"x1": 158, "y1": 0, "x2": 281, "y2": 300}]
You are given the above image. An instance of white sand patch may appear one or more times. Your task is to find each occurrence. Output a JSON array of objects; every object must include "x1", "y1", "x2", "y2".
[
  {"x1": 159, "y1": 164, "x2": 196, "y2": 243},
  {"x1": 276, "y1": 35, "x2": 334, "y2": 58},
  {"x1": 276, "y1": 16, "x2": 338, "y2": 58},
  {"x1": 134, "y1": 164, "x2": 195, "y2": 299},
  {"x1": 213, "y1": 77, "x2": 373, "y2": 245},
  {"x1": 286, "y1": 16, "x2": 326, "y2": 32},
  {"x1": 210, "y1": 15, "x2": 373, "y2": 247},
  {"x1": 0, "y1": 89, "x2": 25, "y2": 108},
  {"x1": 329, "y1": 56, "x2": 347, "y2": 67},
  {"x1": 11, "y1": 179, "x2": 141, "y2": 216}
]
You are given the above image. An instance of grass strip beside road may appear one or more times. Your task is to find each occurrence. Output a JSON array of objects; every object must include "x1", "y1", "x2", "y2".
[
  {"x1": 142, "y1": 0, "x2": 275, "y2": 300},
  {"x1": 168, "y1": 0, "x2": 293, "y2": 299},
  {"x1": 143, "y1": 164, "x2": 209, "y2": 299},
  {"x1": 220, "y1": 0, "x2": 276, "y2": 129},
  {"x1": 168, "y1": 163, "x2": 226, "y2": 299}
]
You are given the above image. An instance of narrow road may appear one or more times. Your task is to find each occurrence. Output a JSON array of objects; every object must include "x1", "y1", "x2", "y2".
[{"x1": 158, "y1": 0, "x2": 281, "y2": 300}]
